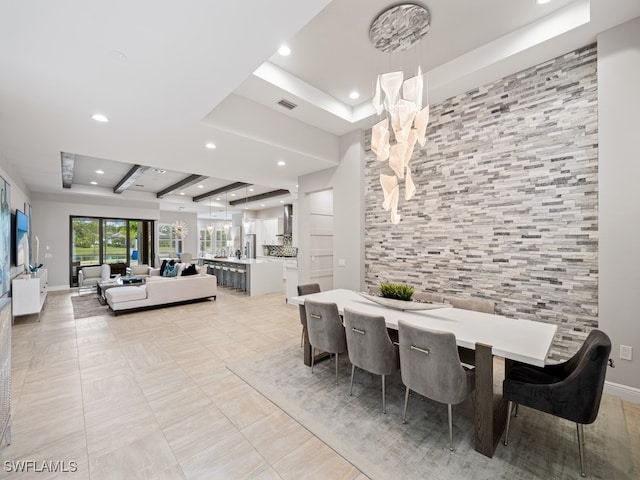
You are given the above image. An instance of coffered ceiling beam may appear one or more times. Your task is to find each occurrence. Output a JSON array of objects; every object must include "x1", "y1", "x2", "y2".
[
  {"x1": 156, "y1": 174, "x2": 207, "y2": 198},
  {"x1": 192, "y1": 181, "x2": 251, "y2": 202},
  {"x1": 61, "y1": 152, "x2": 75, "y2": 189},
  {"x1": 113, "y1": 164, "x2": 149, "y2": 194},
  {"x1": 229, "y1": 189, "x2": 289, "y2": 206}
]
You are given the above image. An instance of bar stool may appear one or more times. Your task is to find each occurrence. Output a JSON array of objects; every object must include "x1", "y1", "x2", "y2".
[
  {"x1": 213, "y1": 264, "x2": 223, "y2": 283},
  {"x1": 221, "y1": 265, "x2": 230, "y2": 287},
  {"x1": 230, "y1": 266, "x2": 240, "y2": 289},
  {"x1": 235, "y1": 267, "x2": 246, "y2": 292}
]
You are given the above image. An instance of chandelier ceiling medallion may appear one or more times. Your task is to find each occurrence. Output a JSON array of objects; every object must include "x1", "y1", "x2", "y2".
[{"x1": 369, "y1": 3, "x2": 431, "y2": 224}]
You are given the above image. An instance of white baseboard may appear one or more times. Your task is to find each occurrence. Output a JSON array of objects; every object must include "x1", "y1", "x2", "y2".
[
  {"x1": 604, "y1": 381, "x2": 640, "y2": 404},
  {"x1": 48, "y1": 285, "x2": 74, "y2": 292}
]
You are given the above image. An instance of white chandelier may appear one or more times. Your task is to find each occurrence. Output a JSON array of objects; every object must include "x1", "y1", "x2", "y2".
[{"x1": 369, "y1": 4, "x2": 431, "y2": 224}]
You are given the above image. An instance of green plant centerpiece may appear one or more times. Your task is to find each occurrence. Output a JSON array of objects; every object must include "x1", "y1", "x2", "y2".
[{"x1": 379, "y1": 283, "x2": 414, "y2": 301}]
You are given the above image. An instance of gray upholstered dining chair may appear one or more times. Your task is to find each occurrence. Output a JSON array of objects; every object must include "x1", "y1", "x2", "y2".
[
  {"x1": 412, "y1": 291, "x2": 445, "y2": 304},
  {"x1": 305, "y1": 299, "x2": 347, "y2": 385},
  {"x1": 398, "y1": 320, "x2": 476, "y2": 451},
  {"x1": 297, "y1": 283, "x2": 321, "y2": 347},
  {"x1": 445, "y1": 295, "x2": 495, "y2": 314},
  {"x1": 343, "y1": 308, "x2": 399, "y2": 413},
  {"x1": 502, "y1": 329, "x2": 612, "y2": 477},
  {"x1": 444, "y1": 295, "x2": 496, "y2": 366}
]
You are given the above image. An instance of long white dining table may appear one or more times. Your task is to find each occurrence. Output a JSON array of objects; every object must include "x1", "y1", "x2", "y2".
[{"x1": 288, "y1": 288, "x2": 557, "y2": 458}]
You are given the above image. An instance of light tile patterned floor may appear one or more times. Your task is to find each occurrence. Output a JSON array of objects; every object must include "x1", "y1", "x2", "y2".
[
  {"x1": 4, "y1": 288, "x2": 639, "y2": 479},
  {"x1": 6, "y1": 289, "x2": 365, "y2": 479}
]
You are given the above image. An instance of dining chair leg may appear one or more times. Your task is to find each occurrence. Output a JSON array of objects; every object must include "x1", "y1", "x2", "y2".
[
  {"x1": 381, "y1": 374, "x2": 387, "y2": 414},
  {"x1": 335, "y1": 353, "x2": 339, "y2": 385},
  {"x1": 402, "y1": 386, "x2": 410, "y2": 424},
  {"x1": 448, "y1": 404, "x2": 454, "y2": 451},
  {"x1": 311, "y1": 347, "x2": 315, "y2": 373},
  {"x1": 349, "y1": 364, "x2": 356, "y2": 396},
  {"x1": 300, "y1": 325, "x2": 305, "y2": 348},
  {"x1": 577, "y1": 423, "x2": 586, "y2": 477},
  {"x1": 504, "y1": 400, "x2": 514, "y2": 446},
  {"x1": 514, "y1": 402, "x2": 519, "y2": 417}
]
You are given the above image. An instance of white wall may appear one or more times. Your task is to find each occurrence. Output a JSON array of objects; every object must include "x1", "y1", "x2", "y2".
[
  {"x1": 32, "y1": 192, "x2": 161, "y2": 288},
  {"x1": 597, "y1": 17, "x2": 640, "y2": 394},
  {"x1": 298, "y1": 129, "x2": 364, "y2": 291},
  {"x1": 158, "y1": 210, "x2": 198, "y2": 260}
]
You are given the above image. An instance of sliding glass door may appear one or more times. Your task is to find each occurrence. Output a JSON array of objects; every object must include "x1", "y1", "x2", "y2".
[{"x1": 69, "y1": 216, "x2": 155, "y2": 286}]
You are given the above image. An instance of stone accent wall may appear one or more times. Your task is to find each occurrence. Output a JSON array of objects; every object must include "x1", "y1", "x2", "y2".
[{"x1": 364, "y1": 45, "x2": 598, "y2": 360}]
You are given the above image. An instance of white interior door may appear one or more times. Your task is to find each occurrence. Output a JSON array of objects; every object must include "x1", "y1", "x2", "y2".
[{"x1": 309, "y1": 189, "x2": 334, "y2": 291}]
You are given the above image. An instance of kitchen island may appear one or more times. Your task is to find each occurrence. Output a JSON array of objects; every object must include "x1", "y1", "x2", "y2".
[{"x1": 199, "y1": 257, "x2": 283, "y2": 296}]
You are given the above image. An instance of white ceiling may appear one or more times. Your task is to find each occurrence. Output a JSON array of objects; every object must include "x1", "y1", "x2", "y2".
[{"x1": 1, "y1": 0, "x2": 639, "y2": 218}]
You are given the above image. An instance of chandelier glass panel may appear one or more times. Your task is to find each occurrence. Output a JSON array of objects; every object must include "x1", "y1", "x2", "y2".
[{"x1": 369, "y1": 3, "x2": 431, "y2": 224}]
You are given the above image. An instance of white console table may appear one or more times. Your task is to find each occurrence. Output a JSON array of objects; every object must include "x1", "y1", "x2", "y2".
[{"x1": 12, "y1": 268, "x2": 47, "y2": 319}]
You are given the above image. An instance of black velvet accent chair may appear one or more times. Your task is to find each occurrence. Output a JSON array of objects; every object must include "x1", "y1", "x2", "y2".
[
  {"x1": 398, "y1": 320, "x2": 476, "y2": 451},
  {"x1": 297, "y1": 283, "x2": 321, "y2": 347},
  {"x1": 343, "y1": 308, "x2": 400, "y2": 413},
  {"x1": 502, "y1": 329, "x2": 612, "y2": 477},
  {"x1": 304, "y1": 299, "x2": 347, "y2": 385}
]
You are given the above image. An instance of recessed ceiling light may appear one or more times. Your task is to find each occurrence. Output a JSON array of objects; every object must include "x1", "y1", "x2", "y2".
[
  {"x1": 153, "y1": 168, "x2": 166, "y2": 174},
  {"x1": 230, "y1": 193, "x2": 236, "y2": 197},
  {"x1": 349, "y1": 91, "x2": 360, "y2": 100},
  {"x1": 205, "y1": 142, "x2": 216, "y2": 149},
  {"x1": 278, "y1": 45, "x2": 291, "y2": 56},
  {"x1": 90, "y1": 181, "x2": 98, "y2": 185},
  {"x1": 280, "y1": 200, "x2": 285, "y2": 203},
  {"x1": 198, "y1": 185, "x2": 204, "y2": 189},
  {"x1": 536, "y1": 0, "x2": 552, "y2": 4},
  {"x1": 277, "y1": 160, "x2": 286, "y2": 166},
  {"x1": 95, "y1": 169, "x2": 104, "y2": 175},
  {"x1": 261, "y1": 204, "x2": 265, "y2": 207},
  {"x1": 179, "y1": 192, "x2": 185, "y2": 196},
  {"x1": 249, "y1": 188, "x2": 254, "y2": 192},
  {"x1": 216, "y1": 197, "x2": 221, "y2": 201},
  {"x1": 91, "y1": 114, "x2": 109, "y2": 123}
]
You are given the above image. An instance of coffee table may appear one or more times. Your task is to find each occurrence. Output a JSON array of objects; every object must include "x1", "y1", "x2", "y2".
[{"x1": 97, "y1": 276, "x2": 144, "y2": 304}]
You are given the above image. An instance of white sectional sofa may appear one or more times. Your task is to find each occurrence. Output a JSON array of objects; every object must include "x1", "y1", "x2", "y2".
[{"x1": 105, "y1": 266, "x2": 217, "y2": 314}]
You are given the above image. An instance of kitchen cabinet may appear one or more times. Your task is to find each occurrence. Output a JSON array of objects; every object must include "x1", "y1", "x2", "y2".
[{"x1": 261, "y1": 218, "x2": 278, "y2": 245}]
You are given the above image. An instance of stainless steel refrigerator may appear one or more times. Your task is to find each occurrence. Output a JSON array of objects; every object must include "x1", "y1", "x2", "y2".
[{"x1": 244, "y1": 234, "x2": 256, "y2": 259}]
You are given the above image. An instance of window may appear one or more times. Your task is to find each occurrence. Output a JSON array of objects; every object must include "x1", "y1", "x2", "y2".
[
  {"x1": 157, "y1": 223, "x2": 183, "y2": 259},
  {"x1": 70, "y1": 216, "x2": 155, "y2": 286},
  {"x1": 200, "y1": 227, "x2": 213, "y2": 255},
  {"x1": 216, "y1": 227, "x2": 229, "y2": 251}
]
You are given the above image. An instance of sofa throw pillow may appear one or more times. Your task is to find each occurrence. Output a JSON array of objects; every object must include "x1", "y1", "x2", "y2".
[
  {"x1": 163, "y1": 264, "x2": 178, "y2": 277},
  {"x1": 160, "y1": 259, "x2": 168, "y2": 276},
  {"x1": 181, "y1": 263, "x2": 198, "y2": 276}
]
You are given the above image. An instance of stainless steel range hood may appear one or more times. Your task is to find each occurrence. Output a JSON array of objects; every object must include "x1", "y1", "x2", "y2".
[
  {"x1": 283, "y1": 203, "x2": 292, "y2": 237},
  {"x1": 276, "y1": 204, "x2": 293, "y2": 240}
]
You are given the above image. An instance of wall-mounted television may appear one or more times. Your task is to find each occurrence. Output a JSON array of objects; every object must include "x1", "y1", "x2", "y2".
[{"x1": 14, "y1": 209, "x2": 29, "y2": 270}]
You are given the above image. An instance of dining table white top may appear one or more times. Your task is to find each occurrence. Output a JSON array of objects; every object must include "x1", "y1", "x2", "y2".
[{"x1": 288, "y1": 289, "x2": 557, "y2": 367}]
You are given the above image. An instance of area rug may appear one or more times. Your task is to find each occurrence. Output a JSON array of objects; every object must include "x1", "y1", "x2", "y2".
[
  {"x1": 70, "y1": 294, "x2": 112, "y2": 319},
  {"x1": 228, "y1": 345, "x2": 636, "y2": 480}
]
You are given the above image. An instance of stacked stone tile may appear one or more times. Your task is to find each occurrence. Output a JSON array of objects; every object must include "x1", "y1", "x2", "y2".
[{"x1": 365, "y1": 44, "x2": 598, "y2": 360}]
